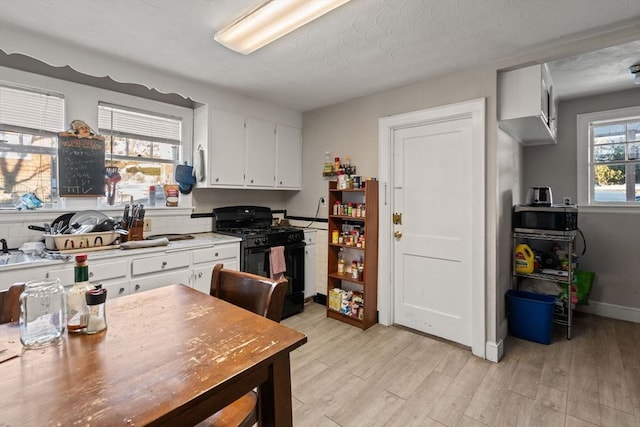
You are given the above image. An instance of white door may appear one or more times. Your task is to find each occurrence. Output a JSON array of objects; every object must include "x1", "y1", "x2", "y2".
[
  {"x1": 379, "y1": 98, "x2": 485, "y2": 357},
  {"x1": 393, "y1": 119, "x2": 473, "y2": 345}
]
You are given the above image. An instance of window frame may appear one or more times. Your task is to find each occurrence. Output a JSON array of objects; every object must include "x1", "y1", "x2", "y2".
[
  {"x1": 577, "y1": 105, "x2": 640, "y2": 211},
  {"x1": 0, "y1": 83, "x2": 65, "y2": 208}
]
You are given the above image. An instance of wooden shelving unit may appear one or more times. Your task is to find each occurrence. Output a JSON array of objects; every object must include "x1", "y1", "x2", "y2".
[{"x1": 326, "y1": 180, "x2": 378, "y2": 330}]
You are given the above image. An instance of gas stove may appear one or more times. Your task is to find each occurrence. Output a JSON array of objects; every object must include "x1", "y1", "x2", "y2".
[
  {"x1": 212, "y1": 206, "x2": 304, "y2": 248},
  {"x1": 211, "y1": 206, "x2": 306, "y2": 319}
]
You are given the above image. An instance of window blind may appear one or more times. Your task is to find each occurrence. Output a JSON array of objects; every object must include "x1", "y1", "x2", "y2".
[
  {"x1": 98, "y1": 103, "x2": 181, "y2": 144},
  {"x1": 0, "y1": 84, "x2": 65, "y2": 133}
]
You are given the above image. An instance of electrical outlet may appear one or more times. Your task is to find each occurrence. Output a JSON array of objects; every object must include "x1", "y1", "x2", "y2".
[
  {"x1": 320, "y1": 197, "x2": 326, "y2": 208},
  {"x1": 143, "y1": 218, "x2": 152, "y2": 232}
]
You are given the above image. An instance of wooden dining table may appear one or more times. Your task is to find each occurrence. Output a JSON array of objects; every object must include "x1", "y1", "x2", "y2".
[{"x1": 0, "y1": 284, "x2": 307, "y2": 426}]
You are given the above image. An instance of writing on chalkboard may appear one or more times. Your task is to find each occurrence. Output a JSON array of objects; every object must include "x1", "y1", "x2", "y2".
[{"x1": 57, "y1": 136, "x2": 106, "y2": 196}]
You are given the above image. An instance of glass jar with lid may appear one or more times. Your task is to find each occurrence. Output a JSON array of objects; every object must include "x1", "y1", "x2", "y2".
[{"x1": 19, "y1": 278, "x2": 67, "y2": 348}]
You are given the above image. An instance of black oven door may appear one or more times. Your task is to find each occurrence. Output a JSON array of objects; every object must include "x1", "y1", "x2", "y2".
[{"x1": 243, "y1": 242, "x2": 305, "y2": 319}]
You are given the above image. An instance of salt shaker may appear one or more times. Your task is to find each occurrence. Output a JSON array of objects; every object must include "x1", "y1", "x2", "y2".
[
  {"x1": 20, "y1": 278, "x2": 67, "y2": 348},
  {"x1": 85, "y1": 285, "x2": 107, "y2": 334}
]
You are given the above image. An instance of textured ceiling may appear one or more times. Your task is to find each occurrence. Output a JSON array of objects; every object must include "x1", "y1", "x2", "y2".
[{"x1": 0, "y1": 0, "x2": 639, "y2": 111}]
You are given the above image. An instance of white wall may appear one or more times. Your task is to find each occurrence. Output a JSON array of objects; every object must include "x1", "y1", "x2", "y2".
[
  {"x1": 296, "y1": 65, "x2": 503, "y2": 344},
  {"x1": 523, "y1": 88, "x2": 640, "y2": 316}
]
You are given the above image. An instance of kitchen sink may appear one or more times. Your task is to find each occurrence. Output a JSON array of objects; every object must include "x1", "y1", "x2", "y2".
[{"x1": 0, "y1": 251, "x2": 38, "y2": 266}]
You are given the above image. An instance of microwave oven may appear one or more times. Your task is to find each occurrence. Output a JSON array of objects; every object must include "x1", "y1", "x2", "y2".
[{"x1": 513, "y1": 205, "x2": 578, "y2": 235}]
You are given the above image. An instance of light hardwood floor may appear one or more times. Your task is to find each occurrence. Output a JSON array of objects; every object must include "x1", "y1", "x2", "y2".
[{"x1": 282, "y1": 302, "x2": 640, "y2": 427}]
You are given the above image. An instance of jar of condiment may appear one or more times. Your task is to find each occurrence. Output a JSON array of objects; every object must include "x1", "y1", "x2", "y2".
[
  {"x1": 85, "y1": 285, "x2": 107, "y2": 334},
  {"x1": 20, "y1": 278, "x2": 66, "y2": 348},
  {"x1": 332, "y1": 230, "x2": 339, "y2": 244},
  {"x1": 337, "y1": 249, "x2": 345, "y2": 275},
  {"x1": 67, "y1": 254, "x2": 92, "y2": 333},
  {"x1": 351, "y1": 261, "x2": 359, "y2": 279}
]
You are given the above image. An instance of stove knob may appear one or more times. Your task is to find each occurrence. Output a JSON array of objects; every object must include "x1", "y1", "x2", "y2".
[{"x1": 254, "y1": 238, "x2": 262, "y2": 246}]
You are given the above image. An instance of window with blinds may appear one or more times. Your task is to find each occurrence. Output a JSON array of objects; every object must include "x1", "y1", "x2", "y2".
[
  {"x1": 98, "y1": 103, "x2": 181, "y2": 204},
  {"x1": 0, "y1": 84, "x2": 65, "y2": 207}
]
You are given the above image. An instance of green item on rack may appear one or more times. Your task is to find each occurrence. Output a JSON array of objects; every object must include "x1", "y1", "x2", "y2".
[{"x1": 573, "y1": 270, "x2": 595, "y2": 305}]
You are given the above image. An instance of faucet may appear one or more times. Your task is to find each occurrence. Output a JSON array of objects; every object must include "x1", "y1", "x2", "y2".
[{"x1": 0, "y1": 239, "x2": 8, "y2": 255}]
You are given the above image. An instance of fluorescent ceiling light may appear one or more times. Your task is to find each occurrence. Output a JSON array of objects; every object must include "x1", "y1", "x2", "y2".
[{"x1": 214, "y1": 0, "x2": 350, "y2": 55}]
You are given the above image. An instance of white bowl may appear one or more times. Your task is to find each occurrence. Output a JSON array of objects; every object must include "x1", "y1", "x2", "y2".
[{"x1": 44, "y1": 231, "x2": 119, "y2": 251}]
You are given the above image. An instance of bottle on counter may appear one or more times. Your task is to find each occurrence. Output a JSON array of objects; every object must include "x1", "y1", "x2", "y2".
[
  {"x1": 148, "y1": 185, "x2": 156, "y2": 207},
  {"x1": 85, "y1": 285, "x2": 107, "y2": 334},
  {"x1": 67, "y1": 254, "x2": 92, "y2": 333}
]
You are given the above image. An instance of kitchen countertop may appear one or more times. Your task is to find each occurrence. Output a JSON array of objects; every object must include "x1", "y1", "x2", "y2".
[{"x1": 0, "y1": 232, "x2": 241, "y2": 271}]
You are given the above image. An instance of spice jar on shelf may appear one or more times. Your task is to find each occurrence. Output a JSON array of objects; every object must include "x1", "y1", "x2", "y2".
[{"x1": 337, "y1": 249, "x2": 345, "y2": 275}]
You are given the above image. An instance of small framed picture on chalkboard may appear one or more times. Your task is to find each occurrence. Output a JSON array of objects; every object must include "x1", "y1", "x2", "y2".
[{"x1": 58, "y1": 120, "x2": 106, "y2": 197}]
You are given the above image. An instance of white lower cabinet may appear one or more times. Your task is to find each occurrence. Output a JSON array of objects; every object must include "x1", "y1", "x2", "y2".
[
  {"x1": 131, "y1": 252, "x2": 191, "y2": 276},
  {"x1": 130, "y1": 251, "x2": 192, "y2": 294},
  {"x1": 191, "y1": 243, "x2": 240, "y2": 294},
  {"x1": 48, "y1": 259, "x2": 130, "y2": 295},
  {"x1": 1, "y1": 240, "x2": 241, "y2": 299},
  {"x1": 102, "y1": 280, "x2": 130, "y2": 300},
  {"x1": 131, "y1": 269, "x2": 192, "y2": 294},
  {"x1": 0, "y1": 265, "x2": 49, "y2": 290},
  {"x1": 303, "y1": 229, "x2": 317, "y2": 299}
]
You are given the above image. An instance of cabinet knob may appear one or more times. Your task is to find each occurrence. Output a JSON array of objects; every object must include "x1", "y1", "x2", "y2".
[
  {"x1": 89, "y1": 272, "x2": 94, "y2": 278},
  {"x1": 161, "y1": 261, "x2": 167, "y2": 268},
  {"x1": 250, "y1": 179, "x2": 254, "y2": 183},
  {"x1": 215, "y1": 177, "x2": 219, "y2": 182},
  {"x1": 197, "y1": 272, "x2": 203, "y2": 278},
  {"x1": 119, "y1": 287, "x2": 125, "y2": 294},
  {"x1": 280, "y1": 181, "x2": 283, "y2": 185},
  {"x1": 394, "y1": 230, "x2": 403, "y2": 239},
  {"x1": 134, "y1": 284, "x2": 140, "y2": 291}
]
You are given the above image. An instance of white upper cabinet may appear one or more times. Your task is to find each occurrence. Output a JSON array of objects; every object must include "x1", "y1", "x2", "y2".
[
  {"x1": 209, "y1": 109, "x2": 246, "y2": 186},
  {"x1": 498, "y1": 63, "x2": 557, "y2": 145},
  {"x1": 194, "y1": 106, "x2": 301, "y2": 190},
  {"x1": 246, "y1": 118, "x2": 276, "y2": 187},
  {"x1": 275, "y1": 124, "x2": 302, "y2": 189}
]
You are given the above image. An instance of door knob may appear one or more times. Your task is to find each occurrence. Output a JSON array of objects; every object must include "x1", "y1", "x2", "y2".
[{"x1": 394, "y1": 231, "x2": 402, "y2": 238}]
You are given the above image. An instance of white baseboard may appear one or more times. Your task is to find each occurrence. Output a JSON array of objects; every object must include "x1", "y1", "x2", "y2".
[
  {"x1": 576, "y1": 300, "x2": 640, "y2": 323},
  {"x1": 485, "y1": 339, "x2": 504, "y2": 363}
]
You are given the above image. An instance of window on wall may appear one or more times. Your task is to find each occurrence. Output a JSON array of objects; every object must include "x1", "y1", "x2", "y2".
[
  {"x1": 98, "y1": 103, "x2": 181, "y2": 204},
  {"x1": 0, "y1": 84, "x2": 65, "y2": 208},
  {"x1": 578, "y1": 106, "x2": 640, "y2": 207}
]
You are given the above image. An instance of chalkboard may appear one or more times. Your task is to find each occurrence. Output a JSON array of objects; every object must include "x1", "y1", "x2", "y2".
[{"x1": 57, "y1": 135, "x2": 106, "y2": 197}]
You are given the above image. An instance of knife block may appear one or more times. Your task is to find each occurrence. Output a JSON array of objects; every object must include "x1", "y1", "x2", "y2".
[{"x1": 122, "y1": 225, "x2": 143, "y2": 242}]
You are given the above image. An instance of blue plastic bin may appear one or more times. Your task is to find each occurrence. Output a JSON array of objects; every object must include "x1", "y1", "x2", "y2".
[{"x1": 506, "y1": 290, "x2": 557, "y2": 345}]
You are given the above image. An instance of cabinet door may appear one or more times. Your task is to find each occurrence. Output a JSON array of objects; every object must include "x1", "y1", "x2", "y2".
[
  {"x1": 102, "y1": 280, "x2": 130, "y2": 300},
  {"x1": 275, "y1": 124, "x2": 302, "y2": 189},
  {"x1": 131, "y1": 252, "x2": 191, "y2": 276},
  {"x1": 210, "y1": 109, "x2": 246, "y2": 187},
  {"x1": 192, "y1": 258, "x2": 238, "y2": 294},
  {"x1": 131, "y1": 269, "x2": 191, "y2": 294},
  {"x1": 246, "y1": 118, "x2": 276, "y2": 188},
  {"x1": 304, "y1": 243, "x2": 316, "y2": 298},
  {"x1": 0, "y1": 265, "x2": 49, "y2": 291}
]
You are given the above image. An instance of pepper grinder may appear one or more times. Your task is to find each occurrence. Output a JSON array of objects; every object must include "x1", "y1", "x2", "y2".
[{"x1": 85, "y1": 285, "x2": 107, "y2": 334}]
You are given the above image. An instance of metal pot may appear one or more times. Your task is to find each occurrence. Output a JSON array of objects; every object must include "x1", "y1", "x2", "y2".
[
  {"x1": 526, "y1": 187, "x2": 553, "y2": 206},
  {"x1": 28, "y1": 212, "x2": 75, "y2": 234}
]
